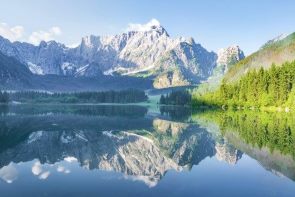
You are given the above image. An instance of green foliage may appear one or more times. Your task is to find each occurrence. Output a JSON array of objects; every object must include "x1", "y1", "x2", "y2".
[
  {"x1": 159, "y1": 90, "x2": 192, "y2": 106},
  {"x1": 9, "y1": 89, "x2": 148, "y2": 104},
  {"x1": 192, "y1": 110, "x2": 295, "y2": 158},
  {"x1": 193, "y1": 61, "x2": 295, "y2": 109},
  {"x1": 224, "y1": 32, "x2": 295, "y2": 83}
]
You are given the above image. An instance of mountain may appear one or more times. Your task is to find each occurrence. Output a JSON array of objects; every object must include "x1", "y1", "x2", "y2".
[
  {"x1": 215, "y1": 45, "x2": 245, "y2": 75},
  {"x1": 0, "y1": 50, "x2": 152, "y2": 91},
  {"x1": 0, "y1": 20, "x2": 241, "y2": 89},
  {"x1": 224, "y1": 32, "x2": 295, "y2": 83},
  {"x1": 193, "y1": 45, "x2": 244, "y2": 94},
  {"x1": 0, "y1": 51, "x2": 33, "y2": 89}
]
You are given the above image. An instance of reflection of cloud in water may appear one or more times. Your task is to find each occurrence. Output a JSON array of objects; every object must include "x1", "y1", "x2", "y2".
[
  {"x1": 124, "y1": 175, "x2": 158, "y2": 188},
  {"x1": 64, "y1": 156, "x2": 78, "y2": 163},
  {"x1": 31, "y1": 160, "x2": 51, "y2": 180},
  {"x1": 0, "y1": 163, "x2": 18, "y2": 183},
  {"x1": 32, "y1": 161, "x2": 42, "y2": 175},
  {"x1": 57, "y1": 165, "x2": 71, "y2": 174},
  {"x1": 39, "y1": 171, "x2": 50, "y2": 180}
]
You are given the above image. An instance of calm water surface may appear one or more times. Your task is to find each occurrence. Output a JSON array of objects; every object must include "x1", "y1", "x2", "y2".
[{"x1": 0, "y1": 104, "x2": 294, "y2": 197}]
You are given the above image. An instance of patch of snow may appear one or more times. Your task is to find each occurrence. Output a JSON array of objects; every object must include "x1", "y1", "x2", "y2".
[
  {"x1": 103, "y1": 68, "x2": 115, "y2": 76},
  {"x1": 61, "y1": 62, "x2": 76, "y2": 75},
  {"x1": 75, "y1": 64, "x2": 89, "y2": 75},
  {"x1": 60, "y1": 132, "x2": 73, "y2": 144},
  {"x1": 75, "y1": 131, "x2": 88, "y2": 142},
  {"x1": 27, "y1": 62, "x2": 44, "y2": 75},
  {"x1": 102, "y1": 131, "x2": 115, "y2": 138},
  {"x1": 121, "y1": 64, "x2": 156, "y2": 75},
  {"x1": 122, "y1": 131, "x2": 154, "y2": 143}
]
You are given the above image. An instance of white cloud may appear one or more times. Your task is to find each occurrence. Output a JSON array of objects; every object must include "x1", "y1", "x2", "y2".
[
  {"x1": 50, "y1": 26, "x2": 62, "y2": 35},
  {"x1": 126, "y1": 18, "x2": 161, "y2": 32},
  {"x1": 66, "y1": 42, "x2": 80, "y2": 48},
  {"x1": 0, "y1": 22, "x2": 24, "y2": 42},
  {"x1": 29, "y1": 26, "x2": 62, "y2": 45}
]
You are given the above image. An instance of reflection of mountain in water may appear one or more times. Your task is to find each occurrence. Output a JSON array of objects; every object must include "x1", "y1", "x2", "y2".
[
  {"x1": 215, "y1": 142, "x2": 243, "y2": 165},
  {"x1": 152, "y1": 118, "x2": 243, "y2": 168},
  {"x1": 0, "y1": 130, "x2": 180, "y2": 187},
  {"x1": 0, "y1": 106, "x2": 243, "y2": 186},
  {"x1": 5, "y1": 106, "x2": 293, "y2": 186}
]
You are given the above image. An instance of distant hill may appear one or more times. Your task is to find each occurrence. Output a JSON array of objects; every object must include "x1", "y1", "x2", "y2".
[
  {"x1": 0, "y1": 51, "x2": 152, "y2": 91},
  {"x1": 224, "y1": 32, "x2": 295, "y2": 83},
  {"x1": 0, "y1": 51, "x2": 33, "y2": 89}
]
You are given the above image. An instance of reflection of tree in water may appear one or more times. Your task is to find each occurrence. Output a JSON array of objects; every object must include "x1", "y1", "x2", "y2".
[
  {"x1": 0, "y1": 106, "x2": 244, "y2": 186},
  {"x1": 159, "y1": 106, "x2": 192, "y2": 121},
  {"x1": 0, "y1": 114, "x2": 153, "y2": 154},
  {"x1": 7, "y1": 104, "x2": 148, "y2": 118},
  {"x1": 0, "y1": 105, "x2": 8, "y2": 115},
  {"x1": 193, "y1": 110, "x2": 295, "y2": 181},
  {"x1": 220, "y1": 112, "x2": 295, "y2": 158},
  {"x1": 6, "y1": 105, "x2": 292, "y2": 186}
]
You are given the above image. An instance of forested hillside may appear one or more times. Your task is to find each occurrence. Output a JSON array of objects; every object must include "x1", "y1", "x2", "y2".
[
  {"x1": 224, "y1": 32, "x2": 295, "y2": 83},
  {"x1": 193, "y1": 61, "x2": 295, "y2": 109}
]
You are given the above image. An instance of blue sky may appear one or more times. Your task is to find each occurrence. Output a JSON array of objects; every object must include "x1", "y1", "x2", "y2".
[{"x1": 0, "y1": 0, "x2": 294, "y2": 54}]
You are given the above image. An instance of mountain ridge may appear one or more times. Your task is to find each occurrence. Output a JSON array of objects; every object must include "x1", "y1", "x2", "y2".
[{"x1": 0, "y1": 20, "x2": 244, "y2": 89}]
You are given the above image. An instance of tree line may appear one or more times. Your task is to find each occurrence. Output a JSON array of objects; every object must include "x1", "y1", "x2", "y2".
[
  {"x1": 9, "y1": 89, "x2": 148, "y2": 103},
  {"x1": 159, "y1": 90, "x2": 192, "y2": 106},
  {"x1": 0, "y1": 91, "x2": 9, "y2": 103},
  {"x1": 193, "y1": 61, "x2": 295, "y2": 109}
]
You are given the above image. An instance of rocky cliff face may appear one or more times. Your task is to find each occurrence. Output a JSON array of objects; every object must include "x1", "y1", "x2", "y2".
[
  {"x1": 216, "y1": 45, "x2": 245, "y2": 74},
  {"x1": 0, "y1": 20, "x2": 242, "y2": 89},
  {"x1": 193, "y1": 45, "x2": 245, "y2": 94}
]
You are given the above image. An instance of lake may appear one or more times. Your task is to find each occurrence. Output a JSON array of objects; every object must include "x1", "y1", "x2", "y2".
[{"x1": 0, "y1": 104, "x2": 294, "y2": 196}]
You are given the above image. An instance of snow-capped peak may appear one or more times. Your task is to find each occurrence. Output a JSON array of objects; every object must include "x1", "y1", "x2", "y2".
[{"x1": 217, "y1": 45, "x2": 244, "y2": 66}]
